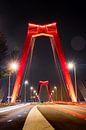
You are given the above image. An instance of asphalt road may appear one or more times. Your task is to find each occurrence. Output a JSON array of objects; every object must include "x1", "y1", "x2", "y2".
[
  {"x1": 0, "y1": 103, "x2": 86, "y2": 130},
  {"x1": 0, "y1": 103, "x2": 35, "y2": 130},
  {"x1": 37, "y1": 103, "x2": 86, "y2": 130}
]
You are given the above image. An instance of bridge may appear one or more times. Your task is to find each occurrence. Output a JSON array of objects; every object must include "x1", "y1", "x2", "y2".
[
  {"x1": 11, "y1": 23, "x2": 77, "y2": 103},
  {"x1": 0, "y1": 23, "x2": 86, "y2": 130}
]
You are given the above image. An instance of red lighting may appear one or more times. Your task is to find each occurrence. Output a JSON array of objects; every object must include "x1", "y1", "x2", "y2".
[
  {"x1": 11, "y1": 23, "x2": 77, "y2": 103},
  {"x1": 39, "y1": 80, "x2": 49, "y2": 85},
  {"x1": 38, "y1": 80, "x2": 52, "y2": 102}
]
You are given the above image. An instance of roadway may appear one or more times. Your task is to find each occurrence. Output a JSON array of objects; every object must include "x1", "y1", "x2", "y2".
[
  {"x1": 0, "y1": 102, "x2": 86, "y2": 130},
  {"x1": 37, "y1": 103, "x2": 86, "y2": 130},
  {"x1": 0, "y1": 103, "x2": 35, "y2": 130}
]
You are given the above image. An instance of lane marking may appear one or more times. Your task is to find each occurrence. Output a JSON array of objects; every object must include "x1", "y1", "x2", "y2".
[
  {"x1": 7, "y1": 119, "x2": 12, "y2": 122},
  {"x1": 23, "y1": 106, "x2": 54, "y2": 130},
  {"x1": 17, "y1": 114, "x2": 22, "y2": 117}
]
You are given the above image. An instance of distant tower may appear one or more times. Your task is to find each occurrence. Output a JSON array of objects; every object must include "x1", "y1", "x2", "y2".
[{"x1": 38, "y1": 80, "x2": 52, "y2": 101}]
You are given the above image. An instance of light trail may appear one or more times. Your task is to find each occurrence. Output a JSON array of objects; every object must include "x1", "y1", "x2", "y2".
[
  {"x1": 0, "y1": 103, "x2": 30, "y2": 113},
  {"x1": 51, "y1": 105, "x2": 86, "y2": 120},
  {"x1": 60, "y1": 105, "x2": 86, "y2": 113},
  {"x1": 60, "y1": 108, "x2": 86, "y2": 120}
]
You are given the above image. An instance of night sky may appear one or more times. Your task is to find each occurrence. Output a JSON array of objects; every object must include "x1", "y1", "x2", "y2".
[{"x1": 0, "y1": 0, "x2": 86, "y2": 101}]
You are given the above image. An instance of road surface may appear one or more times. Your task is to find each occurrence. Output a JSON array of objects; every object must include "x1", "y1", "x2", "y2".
[
  {"x1": 37, "y1": 103, "x2": 86, "y2": 130},
  {"x1": 0, "y1": 103, "x2": 35, "y2": 130},
  {"x1": 0, "y1": 102, "x2": 86, "y2": 130}
]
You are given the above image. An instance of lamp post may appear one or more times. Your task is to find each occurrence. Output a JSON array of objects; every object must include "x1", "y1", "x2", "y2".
[
  {"x1": 8, "y1": 72, "x2": 11, "y2": 104},
  {"x1": 51, "y1": 90, "x2": 54, "y2": 100},
  {"x1": 24, "y1": 80, "x2": 28, "y2": 103},
  {"x1": 7, "y1": 61, "x2": 18, "y2": 104},
  {"x1": 30, "y1": 86, "x2": 34, "y2": 100},
  {"x1": 54, "y1": 86, "x2": 57, "y2": 101},
  {"x1": 33, "y1": 90, "x2": 36, "y2": 101},
  {"x1": 68, "y1": 62, "x2": 77, "y2": 101},
  {"x1": 33, "y1": 90, "x2": 36, "y2": 94}
]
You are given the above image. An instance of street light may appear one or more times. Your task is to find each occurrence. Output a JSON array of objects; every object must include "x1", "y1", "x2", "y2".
[
  {"x1": 7, "y1": 61, "x2": 18, "y2": 104},
  {"x1": 50, "y1": 92, "x2": 53, "y2": 96},
  {"x1": 24, "y1": 80, "x2": 28, "y2": 102},
  {"x1": 52, "y1": 90, "x2": 54, "y2": 93},
  {"x1": 54, "y1": 86, "x2": 57, "y2": 101},
  {"x1": 30, "y1": 86, "x2": 34, "y2": 100},
  {"x1": 33, "y1": 90, "x2": 36, "y2": 94},
  {"x1": 30, "y1": 86, "x2": 33, "y2": 90},
  {"x1": 51, "y1": 90, "x2": 54, "y2": 101},
  {"x1": 68, "y1": 62, "x2": 77, "y2": 101},
  {"x1": 9, "y1": 61, "x2": 18, "y2": 72},
  {"x1": 67, "y1": 62, "x2": 74, "y2": 70},
  {"x1": 35, "y1": 92, "x2": 38, "y2": 96},
  {"x1": 24, "y1": 80, "x2": 28, "y2": 85}
]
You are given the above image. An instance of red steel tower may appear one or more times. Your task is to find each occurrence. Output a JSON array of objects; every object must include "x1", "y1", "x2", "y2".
[{"x1": 11, "y1": 23, "x2": 77, "y2": 103}]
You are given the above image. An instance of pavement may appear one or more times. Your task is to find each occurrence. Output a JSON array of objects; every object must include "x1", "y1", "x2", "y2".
[
  {"x1": 0, "y1": 102, "x2": 86, "y2": 130},
  {"x1": 37, "y1": 104, "x2": 86, "y2": 130},
  {"x1": 0, "y1": 103, "x2": 35, "y2": 130}
]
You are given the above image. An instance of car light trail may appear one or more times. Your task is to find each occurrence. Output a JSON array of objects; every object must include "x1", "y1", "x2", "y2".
[
  {"x1": 52, "y1": 105, "x2": 86, "y2": 120},
  {"x1": 60, "y1": 105, "x2": 86, "y2": 113},
  {"x1": 0, "y1": 103, "x2": 30, "y2": 113},
  {"x1": 61, "y1": 108, "x2": 86, "y2": 119}
]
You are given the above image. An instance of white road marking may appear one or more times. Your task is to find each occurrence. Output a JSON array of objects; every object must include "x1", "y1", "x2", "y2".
[
  {"x1": 7, "y1": 119, "x2": 12, "y2": 122},
  {"x1": 17, "y1": 114, "x2": 22, "y2": 117},
  {"x1": 23, "y1": 106, "x2": 54, "y2": 130}
]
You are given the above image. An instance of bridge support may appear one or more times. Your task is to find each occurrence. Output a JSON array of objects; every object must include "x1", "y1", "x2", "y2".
[
  {"x1": 38, "y1": 81, "x2": 52, "y2": 102},
  {"x1": 11, "y1": 23, "x2": 77, "y2": 103}
]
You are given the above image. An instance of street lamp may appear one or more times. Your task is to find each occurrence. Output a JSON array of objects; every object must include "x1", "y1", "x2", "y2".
[
  {"x1": 9, "y1": 62, "x2": 18, "y2": 72},
  {"x1": 30, "y1": 86, "x2": 34, "y2": 100},
  {"x1": 36, "y1": 92, "x2": 38, "y2": 96},
  {"x1": 7, "y1": 61, "x2": 18, "y2": 104},
  {"x1": 33, "y1": 90, "x2": 36, "y2": 94},
  {"x1": 52, "y1": 90, "x2": 54, "y2": 93},
  {"x1": 24, "y1": 80, "x2": 28, "y2": 102},
  {"x1": 68, "y1": 62, "x2": 77, "y2": 101},
  {"x1": 54, "y1": 86, "x2": 57, "y2": 101},
  {"x1": 51, "y1": 90, "x2": 54, "y2": 101},
  {"x1": 67, "y1": 62, "x2": 74, "y2": 70},
  {"x1": 30, "y1": 86, "x2": 33, "y2": 90},
  {"x1": 32, "y1": 90, "x2": 36, "y2": 102},
  {"x1": 50, "y1": 92, "x2": 53, "y2": 96}
]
